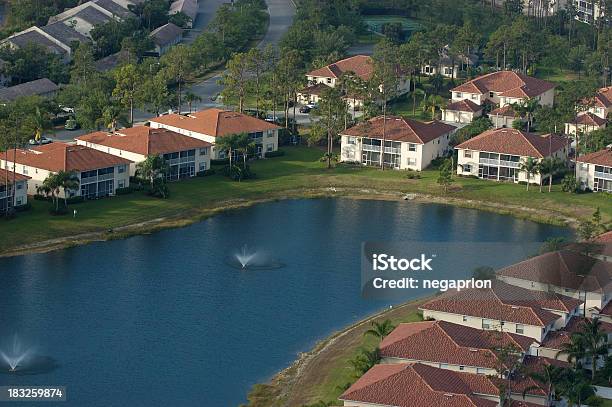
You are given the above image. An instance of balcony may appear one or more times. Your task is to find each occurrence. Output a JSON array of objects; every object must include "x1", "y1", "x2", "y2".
[
  {"x1": 362, "y1": 144, "x2": 401, "y2": 154},
  {"x1": 479, "y1": 158, "x2": 520, "y2": 168},
  {"x1": 595, "y1": 171, "x2": 612, "y2": 181},
  {"x1": 81, "y1": 174, "x2": 115, "y2": 185}
]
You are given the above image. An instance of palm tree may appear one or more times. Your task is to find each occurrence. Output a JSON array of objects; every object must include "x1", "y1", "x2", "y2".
[
  {"x1": 421, "y1": 95, "x2": 445, "y2": 120},
  {"x1": 235, "y1": 132, "x2": 255, "y2": 170},
  {"x1": 33, "y1": 107, "x2": 51, "y2": 145},
  {"x1": 578, "y1": 318, "x2": 609, "y2": 380},
  {"x1": 136, "y1": 155, "x2": 169, "y2": 188},
  {"x1": 55, "y1": 171, "x2": 79, "y2": 207},
  {"x1": 214, "y1": 133, "x2": 242, "y2": 168},
  {"x1": 511, "y1": 98, "x2": 539, "y2": 132},
  {"x1": 364, "y1": 319, "x2": 395, "y2": 341},
  {"x1": 556, "y1": 333, "x2": 586, "y2": 369},
  {"x1": 412, "y1": 88, "x2": 426, "y2": 116},
  {"x1": 519, "y1": 157, "x2": 540, "y2": 191},
  {"x1": 538, "y1": 157, "x2": 566, "y2": 192},
  {"x1": 184, "y1": 92, "x2": 202, "y2": 113},
  {"x1": 521, "y1": 364, "x2": 565, "y2": 404},
  {"x1": 39, "y1": 173, "x2": 61, "y2": 211},
  {"x1": 349, "y1": 348, "x2": 380, "y2": 376}
]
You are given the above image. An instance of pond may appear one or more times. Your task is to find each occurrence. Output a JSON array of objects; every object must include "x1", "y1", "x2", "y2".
[{"x1": 0, "y1": 199, "x2": 571, "y2": 406}]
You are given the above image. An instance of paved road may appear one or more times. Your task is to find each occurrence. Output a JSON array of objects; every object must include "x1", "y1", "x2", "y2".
[{"x1": 52, "y1": 0, "x2": 297, "y2": 141}]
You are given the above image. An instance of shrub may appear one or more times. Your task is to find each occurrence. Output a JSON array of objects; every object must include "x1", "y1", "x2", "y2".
[
  {"x1": 211, "y1": 158, "x2": 230, "y2": 166},
  {"x1": 115, "y1": 187, "x2": 133, "y2": 195},
  {"x1": 199, "y1": 169, "x2": 217, "y2": 177},
  {"x1": 49, "y1": 206, "x2": 69, "y2": 216},
  {"x1": 406, "y1": 172, "x2": 421, "y2": 179},
  {"x1": 222, "y1": 164, "x2": 255, "y2": 181},
  {"x1": 34, "y1": 194, "x2": 51, "y2": 201},
  {"x1": 561, "y1": 175, "x2": 578, "y2": 193},
  {"x1": 15, "y1": 203, "x2": 32, "y2": 212},
  {"x1": 264, "y1": 150, "x2": 285, "y2": 158},
  {"x1": 66, "y1": 196, "x2": 85, "y2": 205}
]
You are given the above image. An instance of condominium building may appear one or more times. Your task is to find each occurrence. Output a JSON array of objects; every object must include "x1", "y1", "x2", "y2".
[
  {"x1": 379, "y1": 320, "x2": 536, "y2": 376},
  {"x1": 76, "y1": 126, "x2": 212, "y2": 180},
  {"x1": 576, "y1": 148, "x2": 612, "y2": 193},
  {"x1": 0, "y1": 168, "x2": 29, "y2": 212},
  {"x1": 0, "y1": 143, "x2": 131, "y2": 199},
  {"x1": 340, "y1": 116, "x2": 457, "y2": 171},
  {"x1": 149, "y1": 109, "x2": 281, "y2": 159},
  {"x1": 455, "y1": 128, "x2": 568, "y2": 184},
  {"x1": 419, "y1": 281, "x2": 583, "y2": 342},
  {"x1": 497, "y1": 250, "x2": 612, "y2": 317},
  {"x1": 339, "y1": 362, "x2": 549, "y2": 407},
  {"x1": 297, "y1": 55, "x2": 410, "y2": 109},
  {"x1": 537, "y1": 317, "x2": 612, "y2": 363}
]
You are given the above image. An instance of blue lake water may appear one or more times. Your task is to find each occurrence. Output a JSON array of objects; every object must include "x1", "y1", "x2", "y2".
[{"x1": 0, "y1": 199, "x2": 572, "y2": 406}]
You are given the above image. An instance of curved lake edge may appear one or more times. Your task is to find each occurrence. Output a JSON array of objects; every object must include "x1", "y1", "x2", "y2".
[
  {"x1": 0, "y1": 188, "x2": 577, "y2": 259},
  {"x1": 244, "y1": 296, "x2": 431, "y2": 407}
]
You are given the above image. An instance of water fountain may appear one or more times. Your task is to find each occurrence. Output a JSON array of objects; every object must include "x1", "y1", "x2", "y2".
[
  {"x1": 0, "y1": 335, "x2": 33, "y2": 373},
  {"x1": 235, "y1": 244, "x2": 257, "y2": 269},
  {"x1": 226, "y1": 245, "x2": 285, "y2": 270}
]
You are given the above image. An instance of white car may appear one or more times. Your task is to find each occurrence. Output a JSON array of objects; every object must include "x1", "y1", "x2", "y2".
[
  {"x1": 29, "y1": 136, "x2": 53, "y2": 145},
  {"x1": 306, "y1": 103, "x2": 318, "y2": 109}
]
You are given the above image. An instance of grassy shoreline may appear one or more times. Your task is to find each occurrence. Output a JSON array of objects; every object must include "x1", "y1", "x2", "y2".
[{"x1": 1, "y1": 146, "x2": 609, "y2": 257}]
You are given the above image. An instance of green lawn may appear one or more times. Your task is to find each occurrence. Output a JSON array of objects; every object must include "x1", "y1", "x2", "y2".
[{"x1": 0, "y1": 146, "x2": 610, "y2": 254}]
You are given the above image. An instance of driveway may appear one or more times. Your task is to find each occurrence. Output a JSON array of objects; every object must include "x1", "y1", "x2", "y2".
[{"x1": 181, "y1": 0, "x2": 227, "y2": 44}]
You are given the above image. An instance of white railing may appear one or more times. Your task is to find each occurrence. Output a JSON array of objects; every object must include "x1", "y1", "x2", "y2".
[
  {"x1": 384, "y1": 146, "x2": 401, "y2": 154},
  {"x1": 80, "y1": 176, "x2": 97, "y2": 185},
  {"x1": 595, "y1": 171, "x2": 612, "y2": 181},
  {"x1": 479, "y1": 158, "x2": 520, "y2": 168},
  {"x1": 179, "y1": 157, "x2": 194, "y2": 164},
  {"x1": 167, "y1": 158, "x2": 180, "y2": 166},
  {"x1": 98, "y1": 173, "x2": 114, "y2": 181},
  {"x1": 0, "y1": 191, "x2": 6, "y2": 199},
  {"x1": 362, "y1": 144, "x2": 380, "y2": 152}
]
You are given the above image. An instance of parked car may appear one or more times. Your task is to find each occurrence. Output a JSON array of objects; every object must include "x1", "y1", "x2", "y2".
[
  {"x1": 299, "y1": 105, "x2": 311, "y2": 113},
  {"x1": 29, "y1": 136, "x2": 53, "y2": 145},
  {"x1": 65, "y1": 118, "x2": 79, "y2": 131},
  {"x1": 306, "y1": 102, "x2": 318, "y2": 109}
]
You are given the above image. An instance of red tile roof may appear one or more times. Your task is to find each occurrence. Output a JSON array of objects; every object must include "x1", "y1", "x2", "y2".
[
  {"x1": 490, "y1": 104, "x2": 517, "y2": 117},
  {"x1": 76, "y1": 126, "x2": 211, "y2": 156},
  {"x1": 446, "y1": 99, "x2": 483, "y2": 113},
  {"x1": 298, "y1": 83, "x2": 331, "y2": 96},
  {"x1": 593, "y1": 86, "x2": 612, "y2": 108},
  {"x1": 149, "y1": 108, "x2": 280, "y2": 138},
  {"x1": 308, "y1": 55, "x2": 374, "y2": 81},
  {"x1": 339, "y1": 363, "x2": 499, "y2": 407},
  {"x1": 0, "y1": 168, "x2": 29, "y2": 186},
  {"x1": 577, "y1": 148, "x2": 612, "y2": 167},
  {"x1": 455, "y1": 128, "x2": 567, "y2": 158},
  {"x1": 497, "y1": 250, "x2": 612, "y2": 294},
  {"x1": 597, "y1": 231, "x2": 612, "y2": 243},
  {"x1": 380, "y1": 320, "x2": 535, "y2": 369},
  {"x1": 573, "y1": 112, "x2": 607, "y2": 126},
  {"x1": 420, "y1": 281, "x2": 582, "y2": 327},
  {"x1": 452, "y1": 71, "x2": 555, "y2": 98},
  {"x1": 4, "y1": 143, "x2": 132, "y2": 172},
  {"x1": 342, "y1": 116, "x2": 457, "y2": 144},
  {"x1": 541, "y1": 317, "x2": 612, "y2": 349}
]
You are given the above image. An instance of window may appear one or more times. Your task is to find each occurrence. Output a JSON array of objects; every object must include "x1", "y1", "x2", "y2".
[
  {"x1": 455, "y1": 92, "x2": 462, "y2": 99},
  {"x1": 266, "y1": 131, "x2": 274, "y2": 138},
  {"x1": 516, "y1": 324, "x2": 524, "y2": 334},
  {"x1": 326, "y1": 78, "x2": 332, "y2": 84},
  {"x1": 16, "y1": 183, "x2": 23, "y2": 190},
  {"x1": 199, "y1": 147, "x2": 209, "y2": 156},
  {"x1": 407, "y1": 157, "x2": 417, "y2": 166},
  {"x1": 118, "y1": 180, "x2": 125, "y2": 189},
  {"x1": 118, "y1": 165, "x2": 127, "y2": 174},
  {"x1": 476, "y1": 368, "x2": 486, "y2": 375},
  {"x1": 489, "y1": 91, "x2": 494, "y2": 98},
  {"x1": 463, "y1": 164, "x2": 472, "y2": 173},
  {"x1": 347, "y1": 136, "x2": 356, "y2": 145},
  {"x1": 482, "y1": 319, "x2": 493, "y2": 329},
  {"x1": 408, "y1": 143, "x2": 416, "y2": 152},
  {"x1": 266, "y1": 144, "x2": 274, "y2": 152},
  {"x1": 459, "y1": 365, "x2": 465, "y2": 371},
  {"x1": 464, "y1": 150, "x2": 472, "y2": 158},
  {"x1": 440, "y1": 364, "x2": 449, "y2": 369},
  {"x1": 471, "y1": 94, "x2": 477, "y2": 100},
  {"x1": 462, "y1": 315, "x2": 468, "y2": 322},
  {"x1": 22, "y1": 166, "x2": 27, "y2": 175},
  {"x1": 199, "y1": 162, "x2": 207, "y2": 171},
  {"x1": 16, "y1": 197, "x2": 22, "y2": 205}
]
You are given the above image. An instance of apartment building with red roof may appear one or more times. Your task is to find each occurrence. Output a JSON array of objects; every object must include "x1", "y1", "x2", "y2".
[
  {"x1": 441, "y1": 98, "x2": 484, "y2": 124},
  {"x1": 564, "y1": 112, "x2": 607, "y2": 136},
  {"x1": 339, "y1": 115, "x2": 457, "y2": 170},
  {"x1": 419, "y1": 281, "x2": 583, "y2": 342},
  {"x1": 76, "y1": 126, "x2": 212, "y2": 180},
  {"x1": 444, "y1": 71, "x2": 555, "y2": 125},
  {"x1": 339, "y1": 363, "x2": 549, "y2": 407},
  {"x1": 497, "y1": 250, "x2": 612, "y2": 317},
  {"x1": 297, "y1": 55, "x2": 410, "y2": 110},
  {"x1": 0, "y1": 143, "x2": 132, "y2": 199},
  {"x1": 0, "y1": 168, "x2": 29, "y2": 212},
  {"x1": 148, "y1": 109, "x2": 281, "y2": 159},
  {"x1": 379, "y1": 320, "x2": 536, "y2": 376},
  {"x1": 576, "y1": 148, "x2": 612, "y2": 193},
  {"x1": 455, "y1": 128, "x2": 568, "y2": 184}
]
